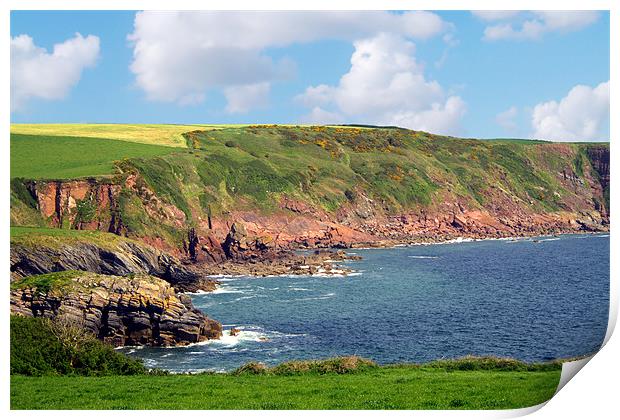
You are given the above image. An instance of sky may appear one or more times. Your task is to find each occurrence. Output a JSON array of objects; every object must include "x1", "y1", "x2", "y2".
[{"x1": 10, "y1": 10, "x2": 610, "y2": 141}]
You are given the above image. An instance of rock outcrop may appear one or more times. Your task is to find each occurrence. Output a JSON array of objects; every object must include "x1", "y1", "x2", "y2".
[
  {"x1": 10, "y1": 233, "x2": 217, "y2": 293},
  {"x1": 586, "y1": 146, "x2": 610, "y2": 191},
  {"x1": 10, "y1": 271, "x2": 222, "y2": 347},
  {"x1": 23, "y1": 178, "x2": 124, "y2": 233}
]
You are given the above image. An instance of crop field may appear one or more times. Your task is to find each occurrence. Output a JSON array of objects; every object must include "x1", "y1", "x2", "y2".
[{"x1": 10, "y1": 124, "x2": 203, "y2": 148}]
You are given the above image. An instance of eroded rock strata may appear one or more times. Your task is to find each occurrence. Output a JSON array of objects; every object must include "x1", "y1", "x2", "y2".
[
  {"x1": 10, "y1": 272, "x2": 222, "y2": 347},
  {"x1": 10, "y1": 235, "x2": 217, "y2": 293}
]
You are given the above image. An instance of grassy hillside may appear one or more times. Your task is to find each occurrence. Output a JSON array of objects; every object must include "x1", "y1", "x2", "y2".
[
  {"x1": 10, "y1": 134, "x2": 176, "y2": 179},
  {"x1": 132, "y1": 125, "x2": 597, "y2": 217},
  {"x1": 11, "y1": 363, "x2": 560, "y2": 410}
]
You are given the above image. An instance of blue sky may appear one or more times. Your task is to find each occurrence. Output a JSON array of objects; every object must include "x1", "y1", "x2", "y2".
[{"x1": 10, "y1": 10, "x2": 610, "y2": 141}]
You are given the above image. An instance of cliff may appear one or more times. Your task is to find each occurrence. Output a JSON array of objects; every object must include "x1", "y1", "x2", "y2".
[
  {"x1": 10, "y1": 228, "x2": 217, "y2": 293},
  {"x1": 10, "y1": 271, "x2": 222, "y2": 347},
  {"x1": 10, "y1": 126, "x2": 610, "y2": 259}
]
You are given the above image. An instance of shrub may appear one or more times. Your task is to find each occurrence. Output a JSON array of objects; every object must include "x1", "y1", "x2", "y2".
[
  {"x1": 425, "y1": 356, "x2": 561, "y2": 372},
  {"x1": 10, "y1": 315, "x2": 146, "y2": 376},
  {"x1": 271, "y1": 356, "x2": 378, "y2": 376},
  {"x1": 232, "y1": 362, "x2": 268, "y2": 375}
]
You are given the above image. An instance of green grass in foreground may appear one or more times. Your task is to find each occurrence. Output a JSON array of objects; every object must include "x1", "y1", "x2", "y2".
[
  {"x1": 10, "y1": 134, "x2": 176, "y2": 179},
  {"x1": 10, "y1": 367, "x2": 560, "y2": 410}
]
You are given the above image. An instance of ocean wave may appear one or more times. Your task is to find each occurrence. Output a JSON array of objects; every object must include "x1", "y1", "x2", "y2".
[
  {"x1": 408, "y1": 255, "x2": 439, "y2": 259},
  {"x1": 278, "y1": 292, "x2": 335, "y2": 302}
]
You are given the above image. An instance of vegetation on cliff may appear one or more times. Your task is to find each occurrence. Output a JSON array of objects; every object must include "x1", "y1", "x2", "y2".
[
  {"x1": 10, "y1": 315, "x2": 145, "y2": 376},
  {"x1": 10, "y1": 124, "x2": 610, "y2": 254}
]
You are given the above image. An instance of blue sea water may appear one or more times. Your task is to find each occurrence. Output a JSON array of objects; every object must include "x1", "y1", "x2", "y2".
[{"x1": 122, "y1": 234, "x2": 610, "y2": 372}]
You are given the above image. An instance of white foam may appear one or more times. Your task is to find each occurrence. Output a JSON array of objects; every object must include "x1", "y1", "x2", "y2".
[
  {"x1": 209, "y1": 286, "x2": 245, "y2": 295},
  {"x1": 279, "y1": 292, "x2": 336, "y2": 302},
  {"x1": 408, "y1": 255, "x2": 439, "y2": 259}
]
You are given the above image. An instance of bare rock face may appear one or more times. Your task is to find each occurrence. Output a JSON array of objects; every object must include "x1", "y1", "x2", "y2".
[
  {"x1": 10, "y1": 235, "x2": 217, "y2": 293},
  {"x1": 10, "y1": 272, "x2": 222, "y2": 347}
]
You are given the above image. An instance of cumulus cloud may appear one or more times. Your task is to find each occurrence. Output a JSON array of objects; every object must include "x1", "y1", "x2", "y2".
[
  {"x1": 531, "y1": 81, "x2": 609, "y2": 142},
  {"x1": 472, "y1": 11, "x2": 600, "y2": 41},
  {"x1": 297, "y1": 33, "x2": 466, "y2": 135},
  {"x1": 128, "y1": 11, "x2": 450, "y2": 112},
  {"x1": 11, "y1": 33, "x2": 100, "y2": 111}
]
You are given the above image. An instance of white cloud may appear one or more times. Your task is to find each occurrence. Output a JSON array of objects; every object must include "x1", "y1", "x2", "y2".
[
  {"x1": 474, "y1": 11, "x2": 600, "y2": 41},
  {"x1": 128, "y1": 11, "x2": 450, "y2": 112},
  {"x1": 11, "y1": 33, "x2": 99, "y2": 111},
  {"x1": 297, "y1": 33, "x2": 466, "y2": 135},
  {"x1": 496, "y1": 106, "x2": 519, "y2": 132},
  {"x1": 471, "y1": 11, "x2": 521, "y2": 21},
  {"x1": 531, "y1": 81, "x2": 609, "y2": 142},
  {"x1": 224, "y1": 82, "x2": 270, "y2": 114}
]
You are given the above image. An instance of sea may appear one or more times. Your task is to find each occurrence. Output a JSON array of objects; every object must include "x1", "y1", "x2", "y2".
[{"x1": 120, "y1": 233, "x2": 610, "y2": 372}]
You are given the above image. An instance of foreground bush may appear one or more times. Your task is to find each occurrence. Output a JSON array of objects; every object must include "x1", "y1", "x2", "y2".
[
  {"x1": 232, "y1": 355, "x2": 562, "y2": 376},
  {"x1": 10, "y1": 315, "x2": 145, "y2": 376},
  {"x1": 234, "y1": 356, "x2": 378, "y2": 376},
  {"x1": 425, "y1": 356, "x2": 562, "y2": 372}
]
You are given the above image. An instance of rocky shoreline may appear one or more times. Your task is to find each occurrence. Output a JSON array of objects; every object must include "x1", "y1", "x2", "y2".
[
  {"x1": 9, "y1": 223, "x2": 608, "y2": 349},
  {"x1": 10, "y1": 271, "x2": 222, "y2": 347}
]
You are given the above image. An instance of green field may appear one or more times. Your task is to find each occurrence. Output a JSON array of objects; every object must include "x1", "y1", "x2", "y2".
[
  {"x1": 10, "y1": 367, "x2": 560, "y2": 410},
  {"x1": 10, "y1": 133, "x2": 177, "y2": 179}
]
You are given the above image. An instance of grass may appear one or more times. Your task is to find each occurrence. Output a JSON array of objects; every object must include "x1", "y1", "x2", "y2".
[
  {"x1": 10, "y1": 226, "x2": 144, "y2": 251},
  {"x1": 10, "y1": 270, "x2": 85, "y2": 293},
  {"x1": 11, "y1": 134, "x2": 176, "y2": 179},
  {"x1": 10, "y1": 363, "x2": 561, "y2": 409}
]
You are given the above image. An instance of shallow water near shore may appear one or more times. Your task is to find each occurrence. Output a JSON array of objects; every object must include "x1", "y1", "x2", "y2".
[{"x1": 121, "y1": 233, "x2": 610, "y2": 372}]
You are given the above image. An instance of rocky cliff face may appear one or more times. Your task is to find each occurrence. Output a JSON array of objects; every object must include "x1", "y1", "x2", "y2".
[
  {"x1": 10, "y1": 272, "x2": 222, "y2": 347},
  {"x1": 586, "y1": 146, "x2": 610, "y2": 190},
  {"x1": 10, "y1": 234, "x2": 217, "y2": 293},
  {"x1": 24, "y1": 179, "x2": 124, "y2": 232}
]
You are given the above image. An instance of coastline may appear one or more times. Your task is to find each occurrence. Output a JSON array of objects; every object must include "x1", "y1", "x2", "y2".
[{"x1": 186, "y1": 229, "x2": 609, "y2": 280}]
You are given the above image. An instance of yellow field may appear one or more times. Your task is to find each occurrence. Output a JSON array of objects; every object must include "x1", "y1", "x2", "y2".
[{"x1": 10, "y1": 124, "x2": 211, "y2": 148}]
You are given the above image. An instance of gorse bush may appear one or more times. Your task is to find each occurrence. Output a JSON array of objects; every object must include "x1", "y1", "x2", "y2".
[{"x1": 10, "y1": 315, "x2": 145, "y2": 376}]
